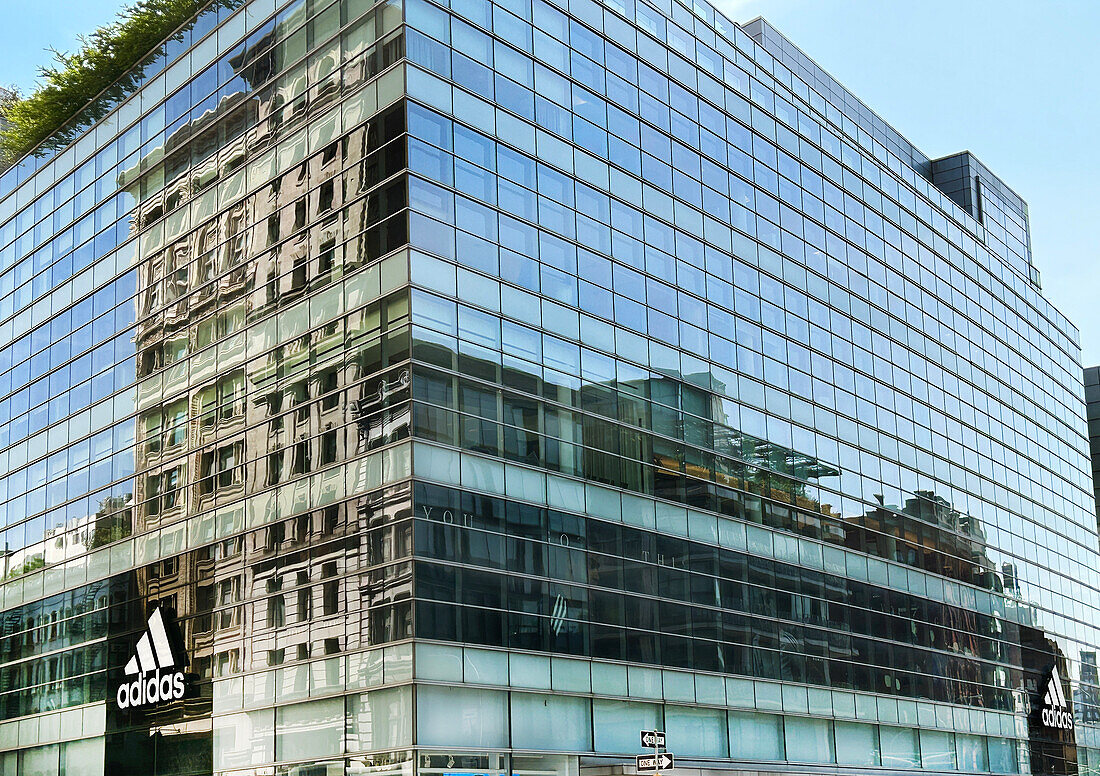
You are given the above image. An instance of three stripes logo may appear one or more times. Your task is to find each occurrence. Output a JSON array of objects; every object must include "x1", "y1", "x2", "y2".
[
  {"x1": 1040, "y1": 666, "x2": 1073, "y2": 730},
  {"x1": 115, "y1": 607, "x2": 187, "y2": 710},
  {"x1": 550, "y1": 594, "x2": 568, "y2": 636}
]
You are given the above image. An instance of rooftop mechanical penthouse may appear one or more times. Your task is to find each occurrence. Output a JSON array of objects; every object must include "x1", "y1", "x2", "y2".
[{"x1": 0, "y1": 1, "x2": 1095, "y2": 775}]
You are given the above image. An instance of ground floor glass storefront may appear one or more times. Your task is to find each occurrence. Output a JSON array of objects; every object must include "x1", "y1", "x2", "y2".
[{"x1": 0, "y1": 679, "x2": 1026, "y2": 776}]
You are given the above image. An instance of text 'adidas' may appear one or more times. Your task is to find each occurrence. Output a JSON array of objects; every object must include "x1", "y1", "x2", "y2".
[
  {"x1": 1040, "y1": 667, "x2": 1073, "y2": 731},
  {"x1": 116, "y1": 607, "x2": 187, "y2": 710}
]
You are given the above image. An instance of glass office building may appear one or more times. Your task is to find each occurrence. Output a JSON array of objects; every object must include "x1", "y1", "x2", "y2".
[{"x1": 0, "y1": 0, "x2": 1097, "y2": 773}]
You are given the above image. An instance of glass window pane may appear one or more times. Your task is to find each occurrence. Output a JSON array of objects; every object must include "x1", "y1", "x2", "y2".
[
  {"x1": 19, "y1": 744, "x2": 59, "y2": 776},
  {"x1": 348, "y1": 686, "x2": 413, "y2": 750},
  {"x1": 417, "y1": 685, "x2": 508, "y2": 747},
  {"x1": 784, "y1": 716, "x2": 834, "y2": 764},
  {"x1": 987, "y1": 737, "x2": 1018, "y2": 774},
  {"x1": 213, "y1": 709, "x2": 274, "y2": 770},
  {"x1": 920, "y1": 730, "x2": 956, "y2": 770},
  {"x1": 834, "y1": 721, "x2": 879, "y2": 767},
  {"x1": 276, "y1": 697, "x2": 343, "y2": 761},
  {"x1": 728, "y1": 710, "x2": 784, "y2": 760},
  {"x1": 956, "y1": 733, "x2": 988, "y2": 773},
  {"x1": 880, "y1": 725, "x2": 921, "y2": 769},
  {"x1": 665, "y1": 705, "x2": 728, "y2": 758},
  {"x1": 510, "y1": 692, "x2": 592, "y2": 750},
  {"x1": 592, "y1": 699, "x2": 660, "y2": 754},
  {"x1": 62, "y1": 738, "x2": 104, "y2": 776}
]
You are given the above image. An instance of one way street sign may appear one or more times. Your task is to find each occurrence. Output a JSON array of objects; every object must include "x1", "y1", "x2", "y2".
[
  {"x1": 640, "y1": 730, "x2": 666, "y2": 748},
  {"x1": 636, "y1": 753, "x2": 674, "y2": 772}
]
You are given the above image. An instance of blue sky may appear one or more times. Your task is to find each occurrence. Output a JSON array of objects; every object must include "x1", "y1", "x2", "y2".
[{"x1": 3, "y1": 1, "x2": 1099, "y2": 363}]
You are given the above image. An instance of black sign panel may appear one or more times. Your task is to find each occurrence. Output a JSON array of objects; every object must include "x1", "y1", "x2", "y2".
[{"x1": 636, "y1": 753, "x2": 673, "y2": 772}]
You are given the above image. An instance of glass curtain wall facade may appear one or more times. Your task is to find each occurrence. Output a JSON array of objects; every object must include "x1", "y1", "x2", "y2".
[{"x1": 0, "y1": 0, "x2": 1096, "y2": 775}]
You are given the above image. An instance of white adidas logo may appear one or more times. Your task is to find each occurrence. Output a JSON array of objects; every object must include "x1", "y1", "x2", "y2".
[
  {"x1": 116, "y1": 607, "x2": 187, "y2": 710},
  {"x1": 1040, "y1": 666, "x2": 1073, "y2": 730}
]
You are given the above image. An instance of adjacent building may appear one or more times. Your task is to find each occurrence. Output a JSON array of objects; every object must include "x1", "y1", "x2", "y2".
[
  {"x1": 1083, "y1": 366, "x2": 1100, "y2": 518},
  {"x1": 0, "y1": 0, "x2": 1096, "y2": 775}
]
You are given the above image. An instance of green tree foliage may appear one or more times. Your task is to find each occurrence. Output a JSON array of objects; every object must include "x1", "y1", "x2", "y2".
[
  {"x1": 0, "y1": 0, "x2": 233, "y2": 168},
  {"x1": 5, "y1": 554, "x2": 44, "y2": 580}
]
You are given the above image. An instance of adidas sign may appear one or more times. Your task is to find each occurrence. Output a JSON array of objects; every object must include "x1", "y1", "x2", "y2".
[
  {"x1": 1040, "y1": 666, "x2": 1073, "y2": 730},
  {"x1": 115, "y1": 607, "x2": 186, "y2": 710}
]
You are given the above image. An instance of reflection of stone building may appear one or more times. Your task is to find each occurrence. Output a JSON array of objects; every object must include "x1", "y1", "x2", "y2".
[
  {"x1": 855, "y1": 491, "x2": 995, "y2": 588},
  {"x1": 560, "y1": 372, "x2": 841, "y2": 510},
  {"x1": 101, "y1": 9, "x2": 411, "y2": 767},
  {"x1": 124, "y1": 87, "x2": 407, "y2": 542}
]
